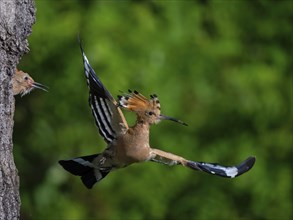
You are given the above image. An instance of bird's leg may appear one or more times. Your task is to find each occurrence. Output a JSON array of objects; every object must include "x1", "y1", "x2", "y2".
[
  {"x1": 149, "y1": 148, "x2": 188, "y2": 166},
  {"x1": 149, "y1": 148, "x2": 256, "y2": 178}
]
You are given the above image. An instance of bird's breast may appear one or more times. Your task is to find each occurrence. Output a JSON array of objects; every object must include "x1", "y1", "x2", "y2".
[{"x1": 113, "y1": 129, "x2": 151, "y2": 164}]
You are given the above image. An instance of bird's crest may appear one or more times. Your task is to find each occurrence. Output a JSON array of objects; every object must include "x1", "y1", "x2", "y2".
[{"x1": 118, "y1": 90, "x2": 160, "y2": 113}]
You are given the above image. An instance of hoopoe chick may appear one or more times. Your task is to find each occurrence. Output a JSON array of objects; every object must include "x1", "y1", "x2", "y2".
[
  {"x1": 12, "y1": 69, "x2": 48, "y2": 96},
  {"x1": 59, "y1": 42, "x2": 256, "y2": 189}
]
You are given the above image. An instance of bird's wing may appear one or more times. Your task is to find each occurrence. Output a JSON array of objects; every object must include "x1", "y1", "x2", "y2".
[
  {"x1": 80, "y1": 43, "x2": 128, "y2": 144},
  {"x1": 149, "y1": 148, "x2": 255, "y2": 178}
]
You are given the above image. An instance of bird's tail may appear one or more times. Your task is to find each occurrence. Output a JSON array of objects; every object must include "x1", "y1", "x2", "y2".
[
  {"x1": 186, "y1": 156, "x2": 256, "y2": 178},
  {"x1": 59, "y1": 154, "x2": 110, "y2": 189}
]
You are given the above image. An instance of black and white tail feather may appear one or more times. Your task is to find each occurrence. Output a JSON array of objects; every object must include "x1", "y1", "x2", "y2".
[
  {"x1": 59, "y1": 154, "x2": 110, "y2": 189},
  {"x1": 186, "y1": 156, "x2": 256, "y2": 178}
]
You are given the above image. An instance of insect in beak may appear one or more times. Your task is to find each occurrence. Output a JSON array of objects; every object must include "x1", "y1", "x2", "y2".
[{"x1": 159, "y1": 114, "x2": 188, "y2": 126}]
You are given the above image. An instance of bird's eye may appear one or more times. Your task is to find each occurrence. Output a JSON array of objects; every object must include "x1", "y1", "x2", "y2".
[
  {"x1": 24, "y1": 76, "x2": 28, "y2": 80},
  {"x1": 148, "y1": 111, "x2": 154, "y2": 116}
]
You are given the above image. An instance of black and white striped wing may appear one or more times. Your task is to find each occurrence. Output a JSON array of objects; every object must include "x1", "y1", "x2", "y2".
[{"x1": 80, "y1": 46, "x2": 128, "y2": 143}]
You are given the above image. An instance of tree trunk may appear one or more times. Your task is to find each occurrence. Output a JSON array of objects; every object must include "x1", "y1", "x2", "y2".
[{"x1": 0, "y1": 0, "x2": 35, "y2": 219}]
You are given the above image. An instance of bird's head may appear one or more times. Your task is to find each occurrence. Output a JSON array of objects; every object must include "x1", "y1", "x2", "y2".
[
  {"x1": 118, "y1": 90, "x2": 187, "y2": 126},
  {"x1": 13, "y1": 69, "x2": 48, "y2": 96}
]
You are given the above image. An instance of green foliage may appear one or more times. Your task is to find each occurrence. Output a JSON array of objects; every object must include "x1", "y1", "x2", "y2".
[{"x1": 14, "y1": 0, "x2": 292, "y2": 219}]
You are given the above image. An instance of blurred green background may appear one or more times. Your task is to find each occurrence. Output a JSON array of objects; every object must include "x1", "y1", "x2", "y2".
[{"x1": 14, "y1": 0, "x2": 292, "y2": 219}]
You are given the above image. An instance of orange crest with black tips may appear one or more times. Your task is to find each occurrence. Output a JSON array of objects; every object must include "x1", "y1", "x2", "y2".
[{"x1": 118, "y1": 90, "x2": 161, "y2": 114}]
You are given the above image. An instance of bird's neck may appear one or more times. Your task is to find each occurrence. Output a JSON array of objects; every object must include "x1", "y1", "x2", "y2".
[
  {"x1": 135, "y1": 116, "x2": 151, "y2": 130},
  {"x1": 134, "y1": 119, "x2": 150, "y2": 130}
]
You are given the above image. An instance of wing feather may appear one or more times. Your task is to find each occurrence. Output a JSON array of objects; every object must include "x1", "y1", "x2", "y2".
[{"x1": 80, "y1": 42, "x2": 128, "y2": 143}]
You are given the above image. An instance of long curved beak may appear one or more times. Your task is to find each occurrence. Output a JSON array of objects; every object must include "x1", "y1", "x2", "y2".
[
  {"x1": 159, "y1": 114, "x2": 188, "y2": 126},
  {"x1": 32, "y1": 82, "x2": 49, "y2": 92}
]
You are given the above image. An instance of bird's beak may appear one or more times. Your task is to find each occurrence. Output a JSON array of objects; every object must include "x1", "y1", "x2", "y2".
[
  {"x1": 159, "y1": 114, "x2": 188, "y2": 126},
  {"x1": 32, "y1": 82, "x2": 49, "y2": 92}
]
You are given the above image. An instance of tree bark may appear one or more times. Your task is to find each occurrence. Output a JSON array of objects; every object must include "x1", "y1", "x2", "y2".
[{"x1": 0, "y1": 0, "x2": 35, "y2": 219}]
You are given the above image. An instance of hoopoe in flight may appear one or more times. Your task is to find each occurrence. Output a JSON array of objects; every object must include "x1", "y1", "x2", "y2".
[
  {"x1": 59, "y1": 43, "x2": 256, "y2": 189},
  {"x1": 12, "y1": 69, "x2": 48, "y2": 96}
]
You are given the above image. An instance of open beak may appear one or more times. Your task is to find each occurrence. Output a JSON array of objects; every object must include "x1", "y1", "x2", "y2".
[
  {"x1": 159, "y1": 114, "x2": 188, "y2": 126},
  {"x1": 32, "y1": 82, "x2": 49, "y2": 92}
]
